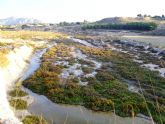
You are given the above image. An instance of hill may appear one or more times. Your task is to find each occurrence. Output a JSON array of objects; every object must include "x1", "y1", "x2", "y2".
[
  {"x1": 96, "y1": 17, "x2": 165, "y2": 24},
  {"x1": 0, "y1": 17, "x2": 41, "y2": 25}
]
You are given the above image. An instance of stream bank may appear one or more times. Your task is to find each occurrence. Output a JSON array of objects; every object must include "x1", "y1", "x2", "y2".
[
  {"x1": 21, "y1": 38, "x2": 154, "y2": 124},
  {"x1": 0, "y1": 45, "x2": 33, "y2": 124}
]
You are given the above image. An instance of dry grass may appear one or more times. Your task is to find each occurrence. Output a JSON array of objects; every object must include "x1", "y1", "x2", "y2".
[
  {"x1": 74, "y1": 35, "x2": 94, "y2": 40},
  {"x1": 0, "y1": 30, "x2": 67, "y2": 41},
  {"x1": 0, "y1": 48, "x2": 9, "y2": 67},
  {"x1": 43, "y1": 43, "x2": 73, "y2": 60},
  {"x1": 77, "y1": 45, "x2": 111, "y2": 57}
]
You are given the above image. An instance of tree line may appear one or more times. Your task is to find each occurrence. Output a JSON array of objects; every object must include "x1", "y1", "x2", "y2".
[{"x1": 82, "y1": 22, "x2": 157, "y2": 31}]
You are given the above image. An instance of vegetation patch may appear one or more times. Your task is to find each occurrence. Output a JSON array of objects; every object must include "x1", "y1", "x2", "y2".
[
  {"x1": 0, "y1": 48, "x2": 9, "y2": 67},
  {"x1": 9, "y1": 99, "x2": 27, "y2": 110},
  {"x1": 68, "y1": 58, "x2": 76, "y2": 65},
  {"x1": 76, "y1": 45, "x2": 111, "y2": 58},
  {"x1": 78, "y1": 59, "x2": 95, "y2": 67},
  {"x1": 82, "y1": 22, "x2": 157, "y2": 31},
  {"x1": 9, "y1": 89, "x2": 28, "y2": 97},
  {"x1": 0, "y1": 42, "x2": 9, "y2": 47},
  {"x1": 82, "y1": 66, "x2": 93, "y2": 74},
  {"x1": 23, "y1": 43, "x2": 165, "y2": 124},
  {"x1": 0, "y1": 31, "x2": 67, "y2": 41},
  {"x1": 22, "y1": 115, "x2": 47, "y2": 124}
]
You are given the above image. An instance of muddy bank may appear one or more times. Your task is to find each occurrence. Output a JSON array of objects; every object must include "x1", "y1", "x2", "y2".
[
  {"x1": 24, "y1": 87, "x2": 153, "y2": 124},
  {"x1": 122, "y1": 35, "x2": 165, "y2": 49},
  {"x1": 0, "y1": 45, "x2": 33, "y2": 124}
]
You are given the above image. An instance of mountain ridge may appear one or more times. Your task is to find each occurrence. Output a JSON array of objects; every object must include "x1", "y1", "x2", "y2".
[{"x1": 0, "y1": 17, "x2": 41, "y2": 25}]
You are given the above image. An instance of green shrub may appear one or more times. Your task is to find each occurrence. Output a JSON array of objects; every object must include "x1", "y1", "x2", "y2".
[
  {"x1": 82, "y1": 22, "x2": 157, "y2": 31},
  {"x1": 78, "y1": 59, "x2": 95, "y2": 67},
  {"x1": 9, "y1": 89, "x2": 27, "y2": 97},
  {"x1": 22, "y1": 115, "x2": 47, "y2": 124},
  {"x1": 68, "y1": 59, "x2": 76, "y2": 65},
  {"x1": 9, "y1": 99, "x2": 27, "y2": 110},
  {"x1": 96, "y1": 71, "x2": 115, "y2": 82},
  {"x1": 82, "y1": 66, "x2": 93, "y2": 74}
]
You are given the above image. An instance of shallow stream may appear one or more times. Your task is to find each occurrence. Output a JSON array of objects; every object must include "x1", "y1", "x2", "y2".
[{"x1": 20, "y1": 39, "x2": 153, "y2": 124}]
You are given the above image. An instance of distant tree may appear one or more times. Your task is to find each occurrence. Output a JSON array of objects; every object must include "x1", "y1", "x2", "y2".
[
  {"x1": 83, "y1": 20, "x2": 88, "y2": 24},
  {"x1": 59, "y1": 21, "x2": 70, "y2": 26},
  {"x1": 153, "y1": 15, "x2": 162, "y2": 19},
  {"x1": 137, "y1": 14, "x2": 142, "y2": 17},
  {"x1": 144, "y1": 14, "x2": 148, "y2": 17},
  {"x1": 49, "y1": 23, "x2": 54, "y2": 26},
  {"x1": 21, "y1": 24, "x2": 29, "y2": 29},
  {"x1": 76, "y1": 22, "x2": 81, "y2": 25},
  {"x1": 162, "y1": 15, "x2": 165, "y2": 18},
  {"x1": 82, "y1": 22, "x2": 157, "y2": 31}
]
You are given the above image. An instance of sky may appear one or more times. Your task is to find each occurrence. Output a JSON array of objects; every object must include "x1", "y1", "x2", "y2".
[{"x1": 0, "y1": 0, "x2": 164, "y2": 23}]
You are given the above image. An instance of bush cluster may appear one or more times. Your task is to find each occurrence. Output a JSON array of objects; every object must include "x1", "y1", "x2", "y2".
[{"x1": 82, "y1": 22, "x2": 157, "y2": 31}]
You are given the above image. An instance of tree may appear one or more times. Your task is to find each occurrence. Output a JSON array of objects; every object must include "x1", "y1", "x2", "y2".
[
  {"x1": 137, "y1": 14, "x2": 142, "y2": 18},
  {"x1": 144, "y1": 14, "x2": 148, "y2": 17}
]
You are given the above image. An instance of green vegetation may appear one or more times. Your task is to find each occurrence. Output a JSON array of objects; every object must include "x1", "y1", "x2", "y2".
[
  {"x1": 82, "y1": 22, "x2": 157, "y2": 31},
  {"x1": 22, "y1": 115, "x2": 47, "y2": 124},
  {"x1": 9, "y1": 89, "x2": 28, "y2": 97},
  {"x1": 82, "y1": 66, "x2": 93, "y2": 74},
  {"x1": 68, "y1": 58, "x2": 76, "y2": 65},
  {"x1": 104, "y1": 52, "x2": 165, "y2": 123},
  {"x1": 78, "y1": 59, "x2": 95, "y2": 67},
  {"x1": 9, "y1": 99, "x2": 27, "y2": 110},
  {"x1": 23, "y1": 43, "x2": 165, "y2": 124}
]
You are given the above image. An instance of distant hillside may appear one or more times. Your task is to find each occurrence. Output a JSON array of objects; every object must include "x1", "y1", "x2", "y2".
[
  {"x1": 96, "y1": 17, "x2": 165, "y2": 24},
  {"x1": 0, "y1": 17, "x2": 41, "y2": 25},
  {"x1": 97, "y1": 17, "x2": 126, "y2": 24}
]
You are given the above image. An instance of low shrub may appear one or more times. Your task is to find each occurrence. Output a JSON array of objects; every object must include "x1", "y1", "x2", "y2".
[
  {"x1": 9, "y1": 89, "x2": 27, "y2": 97},
  {"x1": 9, "y1": 99, "x2": 27, "y2": 110},
  {"x1": 82, "y1": 22, "x2": 157, "y2": 31},
  {"x1": 22, "y1": 115, "x2": 47, "y2": 124},
  {"x1": 82, "y1": 66, "x2": 93, "y2": 74},
  {"x1": 96, "y1": 71, "x2": 115, "y2": 82}
]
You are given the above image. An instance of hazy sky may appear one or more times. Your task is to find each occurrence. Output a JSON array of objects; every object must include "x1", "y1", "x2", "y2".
[{"x1": 0, "y1": 0, "x2": 164, "y2": 23}]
